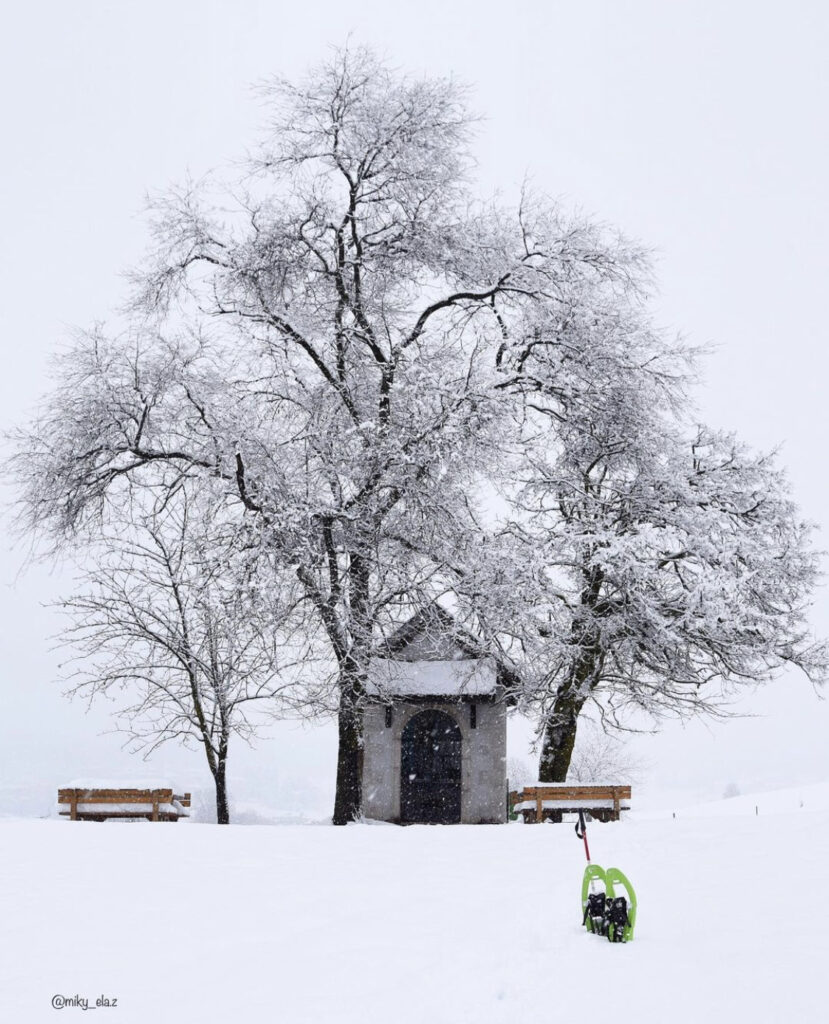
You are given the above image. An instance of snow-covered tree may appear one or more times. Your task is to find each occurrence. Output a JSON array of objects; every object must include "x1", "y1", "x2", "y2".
[
  {"x1": 503, "y1": 280, "x2": 827, "y2": 780},
  {"x1": 8, "y1": 46, "x2": 824, "y2": 813},
  {"x1": 10, "y1": 47, "x2": 641, "y2": 821},
  {"x1": 58, "y1": 492, "x2": 311, "y2": 824},
  {"x1": 566, "y1": 721, "x2": 645, "y2": 785},
  {"x1": 506, "y1": 757, "x2": 533, "y2": 791}
]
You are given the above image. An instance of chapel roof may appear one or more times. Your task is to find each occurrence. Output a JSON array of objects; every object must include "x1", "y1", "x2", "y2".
[
  {"x1": 368, "y1": 602, "x2": 516, "y2": 701},
  {"x1": 378, "y1": 603, "x2": 482, "y2": 662}
]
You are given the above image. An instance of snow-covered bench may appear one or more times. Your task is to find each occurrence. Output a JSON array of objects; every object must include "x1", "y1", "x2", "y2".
[
  {"x1": 509, "y1": 784, "x2": 631, "y2": 823},
  {"x1": 58, "y1": 781, "x2": 191, "y2": 822}
]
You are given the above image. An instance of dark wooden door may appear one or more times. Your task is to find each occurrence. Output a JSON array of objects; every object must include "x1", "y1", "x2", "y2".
[{"x1": 400, "y1": 710, "x2": 462, "y2": 824}]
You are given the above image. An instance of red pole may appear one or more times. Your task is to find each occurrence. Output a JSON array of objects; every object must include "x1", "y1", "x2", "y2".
[{"x1": 576, "y1": 810, "x2": 591, "y2": 862}]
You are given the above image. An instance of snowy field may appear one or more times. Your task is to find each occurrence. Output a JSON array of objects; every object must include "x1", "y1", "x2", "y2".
[{"x1": 2, "y1": 788, "x2": 825, "y2": 1024}]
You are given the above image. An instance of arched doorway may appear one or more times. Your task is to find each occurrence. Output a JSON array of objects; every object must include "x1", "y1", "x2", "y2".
[{"x1": 400, "y1": 709, "x2": 462, "y2": 824}]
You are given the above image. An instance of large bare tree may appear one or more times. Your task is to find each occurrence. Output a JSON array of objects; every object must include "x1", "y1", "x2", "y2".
[{"x1": 59, "y1": 494, "x2": 311, "y2": 823}]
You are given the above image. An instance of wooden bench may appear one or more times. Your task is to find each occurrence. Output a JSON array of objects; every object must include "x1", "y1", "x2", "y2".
[
  {"x1": 58, "y1": 787, "x2": 191, "y2": 822},
  {"x1": 509, "y1": 784, "x2": 632, "y2": 823}
]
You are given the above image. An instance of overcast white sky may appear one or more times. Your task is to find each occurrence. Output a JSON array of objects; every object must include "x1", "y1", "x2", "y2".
[{"x1": 1, "y1": 1, "x2": 827, "y2": 815}]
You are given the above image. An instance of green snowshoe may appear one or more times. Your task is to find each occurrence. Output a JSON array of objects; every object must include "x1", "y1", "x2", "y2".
[
  {"x1": 581, "y1": 864, "x2": 608, "y2": 934},
  {"x1": 581, "y1": 864, "x2": 637, "y2": 942},
  {"x1": 605, "y1": 867, "x2": 636, "y2": 942}
]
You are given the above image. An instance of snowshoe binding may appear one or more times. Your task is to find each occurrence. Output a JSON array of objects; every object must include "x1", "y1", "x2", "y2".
[{"x1": 581, "y1": 864, "x2": 608, "y2": 935}]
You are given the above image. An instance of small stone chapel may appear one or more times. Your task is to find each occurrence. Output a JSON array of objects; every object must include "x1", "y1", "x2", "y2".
[{"x1": 361, "y1": 604, "x2": 510, "y2": 825}]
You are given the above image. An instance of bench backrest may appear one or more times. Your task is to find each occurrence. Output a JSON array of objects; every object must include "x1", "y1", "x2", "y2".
[
  {"x1": 510, "y1": 785, "x2": 632, "y2": 804},
  {"x1": 58, "y1": 789, "x2": 191, "y2": 807}
]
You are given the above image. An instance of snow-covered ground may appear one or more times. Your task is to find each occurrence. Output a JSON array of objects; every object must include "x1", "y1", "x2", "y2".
[
  {"x1": 647, "y1": 779, "x2": 829, "y2": 819},
  {"x1": 2, "y1": 788, "x2": 823, "y2": 1023}
]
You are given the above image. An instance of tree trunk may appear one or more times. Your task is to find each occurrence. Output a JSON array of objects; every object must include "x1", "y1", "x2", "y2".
[
  {"x1": 540, "y1": 574, "x2": 604, "y2": 783},
  {"x1": 332, "y1": 551, "x2": 370, "y2": 825},
  {"x1": 214, "y1": 758, "x2": 230, "y2": 825},
  {"x1": 538, "y1": 691, "x2": 587, "y2": 782},
  {"x1": 332, "y1": 693, "x2": 363, "y2": 825}
]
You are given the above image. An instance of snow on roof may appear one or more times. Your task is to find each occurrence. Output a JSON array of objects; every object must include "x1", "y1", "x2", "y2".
[
  {"x1": 381, "y1": 604, "x2": 481, "y2": 661},
  {"x1": 366, "y1": 657, "x2": 497, "y2": 698}
]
